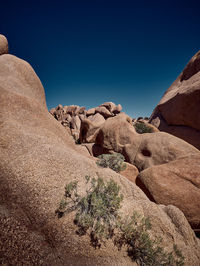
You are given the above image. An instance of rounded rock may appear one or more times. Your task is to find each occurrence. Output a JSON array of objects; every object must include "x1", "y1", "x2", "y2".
[{"x1": 0, "y1": 35, "x2": 9, "y2": 55}]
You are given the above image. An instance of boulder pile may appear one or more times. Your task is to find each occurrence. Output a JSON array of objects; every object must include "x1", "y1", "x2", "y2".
[{"x1": 49, "y1": 102, "x2": 122, "y2": 141}]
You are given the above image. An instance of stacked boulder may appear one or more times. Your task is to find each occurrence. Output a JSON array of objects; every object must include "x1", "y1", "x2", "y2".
[{"x1": 49, "y1": 102, "x2": 122, "y2": 142}]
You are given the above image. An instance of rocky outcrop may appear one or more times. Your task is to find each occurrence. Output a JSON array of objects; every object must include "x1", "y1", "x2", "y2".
[
  {"x1": 1, "y1": 35, "x2": 200, "y2": 265},
  {"x1": 50, "y1": 101, "x2": 123, "y2": 142},
  {"x1": 95, "y1": 114, "x2": 199, "y2": 168},
  {"x1": 150, "y1": 50, "x2": 200, "y2": 150},
  {"x1": 95, "y1": 113, "x2": 200, "y2": 232}
]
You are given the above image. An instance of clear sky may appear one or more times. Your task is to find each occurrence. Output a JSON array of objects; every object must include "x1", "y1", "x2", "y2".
[{"x1": 1, "y1": 0, "x2": 200, "y2": 118}]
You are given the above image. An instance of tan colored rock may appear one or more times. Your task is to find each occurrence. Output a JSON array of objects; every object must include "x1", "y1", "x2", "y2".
[
  {"x1": 64, "y1": 113, "x2": 72, "y2": 122},
  {"x1": 75, "y1": 106, "x2": 85, "y2": 115},
  {"x1": 125, "y1": 132, "x2": 199, "y2": 171},
  {"x1": 86, "y1": 107, "x2": 96, "y2": 116},
  {"x1": 95, "y1": 113, "x2": 199, "y2": 171},
  {"x1": 94, "y1": 109, "x2": 200, "y2": 232},
  {"x1": 79, "y1": 119, "x2": 103, "y2": 143},
  {"x1": 80, "y1": 114, "x2": 106, "y2": 144},
  {"x1": 81, "y1": 143, "x2": 109, "y2": 157},
  {"x1": 0, "y1": 35, "x2": 9, "y2": 55},
  {"x1": 100, "y1": 102, "x2": 116, "y2": 113},
  {"x1": 63, "y1": 105, "x2": 79, "y2": 115},
  {"x1": 1, "y1": 48, "x2": 200, "y2": 265},
  {"x1": 78, "y1": 113, "x2": 85, "y2": 120},
  {"x1": 49, "y1": 107, "x2": 56, "y2": 115},
  {"x1": 88, "y1": 113, "x2": 105, "y2": 124},
  {"x1": 150, "y1": 50, "x2": 200, "y2": 150},
  {"x1": 113, "y1": 104, "x2": 122, "y2": 114},
  {"x1": 95, "y1": 113, "x2": 137, "y2": 154},
  {"x1": 63, "y1": 105, "x2": 69, "y2": 113},
  {"x1": 70, "y1": 115, "x2": 81, "y2": 131},
  {"x1": 137, "y1": 154, "x2": 200, "y2": 231},
  {"x1": 151, "y1": 114, "x2": 200, "y2": 150},
  {"x1": 95, "y1": 106, "x2": 113, "y2": 118},
  {"x1": 119, "y1": 163, "x2": 139, "y2": 184},
  {"x1": 56, "y1": 104, "x2": 63, "y2": 110}
]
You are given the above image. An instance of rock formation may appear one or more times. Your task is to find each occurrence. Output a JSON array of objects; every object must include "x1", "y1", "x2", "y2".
[
  {"x1": 150, "y1": 50, "x2": 200, "y2": 150},
  {"x1": 94, "y1": 113, "x2": 200, "y2": 233},
  {"x1": 1, "y1": 35, "x2": 200, "y2": 265},
  {"x1": 50, "y1": 101, "x2": 122, "y2": 142}
]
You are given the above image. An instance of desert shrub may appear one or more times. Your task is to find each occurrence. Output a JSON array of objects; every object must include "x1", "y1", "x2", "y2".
[
  {"x1": 134, "y1": 122, "x2": 154, "y2": 134},
  {"x1": 56, "y1": 176, "x2": 123, "y2": 247},
  {"x1": 96, "y1": 153, "x2": 126, "y2": 172},
  {"x1": 56, "y1": 177, "x2": 184, "y2": 265},
  {"x1": 115, "y1": 212, "x2": 185, "y2": 266}
]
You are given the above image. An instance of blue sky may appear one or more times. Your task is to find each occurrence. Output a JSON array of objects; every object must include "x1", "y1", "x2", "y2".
[{"x1": 1, "y1": 0, "x2": 200, "y2": 117}]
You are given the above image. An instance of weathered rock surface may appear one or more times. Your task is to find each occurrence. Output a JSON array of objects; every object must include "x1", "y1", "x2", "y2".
[
  {"x1": 137, "y1": 154, "x2": 200, "y2": 231},
  {"x1": 0, "y1": 34, "x2": 9, "y2": 55},
  {"x1": 79, "y1": 118, "x2": 103, "y2": 143},
  {"x1": 95, "y1": 114, "x2": 199, "y2": 170},
  {"x1": 95, "y1": 106, "x2": 113, "y2": 118},
  {"x1": 150, "y1": 50, "x2": 200, "y2": 150},
  {"x1": 88, "y1": 113, "x2": 105, "y2": 124},
  {"x1": 86, "y1": 107, "x2": 96, "y2": 116},
  {"x1": 1, "y1": 40, "x2": 200, "y2": 265},
  {"x1": 126, "y1": 132, "x2": 199, "y2": 171},
  {"x1": 50, "y1": 101, "x2": 123, "y2": 143},
  {"x1": 95, "y1": 113, "x2": 200, "y2": 230},
  {"x1": 95, "y1": 113, "x2": 136, "y2": 154},
  {"x1": 119, "y1": 163, "x2": 139, "y2": 184}
]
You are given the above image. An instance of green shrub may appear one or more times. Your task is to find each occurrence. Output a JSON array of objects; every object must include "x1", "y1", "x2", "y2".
[
  {"x1": 134, "y1": 122, "x2": 154, "y2": 134},
  {"x1": 56, "y1": 176, "x2": 123, "y2": 247},
  {"x1": 115, "y1": 212, "x2": 185, "y2": 266},
  {"x1": 96, "y1": 153, "x2": 126, "y2": 172},
  {"x1": 56, "y1": 177, "x2": 184, "y2": 265}
]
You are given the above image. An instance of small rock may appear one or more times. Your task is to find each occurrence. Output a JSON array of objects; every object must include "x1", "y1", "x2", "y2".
[
  {"x1": 95, "y1": 106, "x2": 112, "y2": 118},
  {"x1": 86, "y1": 108, "x2": 96, "y2": 116}
]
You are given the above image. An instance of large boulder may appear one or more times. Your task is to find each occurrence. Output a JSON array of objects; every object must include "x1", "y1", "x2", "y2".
[
  {"x1": 88, "y1": 113, "x2": 105, "y2": 124},
  {"x1": 95, "y1": 106, "x2": 113, "y2": 118},
  {"x1": 95, "y1": 113, "x2": 137, "y2": 154},
  {"x1": 137, "y1": 154, "x2": 200, "y2": 232},
  {"x1": 95, "y1": 114, "x2": 199, "y2": 171},
  {"x1": 150, "y1": 50, "x2": 200, "y2": 150},
  {"x1": 99, "y1": 102, "x2": 116, "y2": 113},
  {"x1": 0, "y1": 34, "x2": 9, "y2": 55},
  {"x1": 86, "y1": 107, "x2": 96, "y2": 116},
  {"x1": 79, "y1": 118, "x2": 104, "y2": 143},
  {"x1": 125, "y1": 132, "x2": 199, "y2": 171}
]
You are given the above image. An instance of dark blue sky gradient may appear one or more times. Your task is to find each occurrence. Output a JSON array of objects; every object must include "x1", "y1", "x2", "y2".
[{"x1": 1, "y1": 0, "x2": 200, "y2": 117}]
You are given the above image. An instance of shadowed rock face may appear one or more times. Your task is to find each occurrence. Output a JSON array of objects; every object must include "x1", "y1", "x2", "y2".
[
  {"x1": 150, "y1": 50, "x2": 200, "y2": 150},
  {"x1": 0, "y1": 35, "x2": 200, "y2": 265}
]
